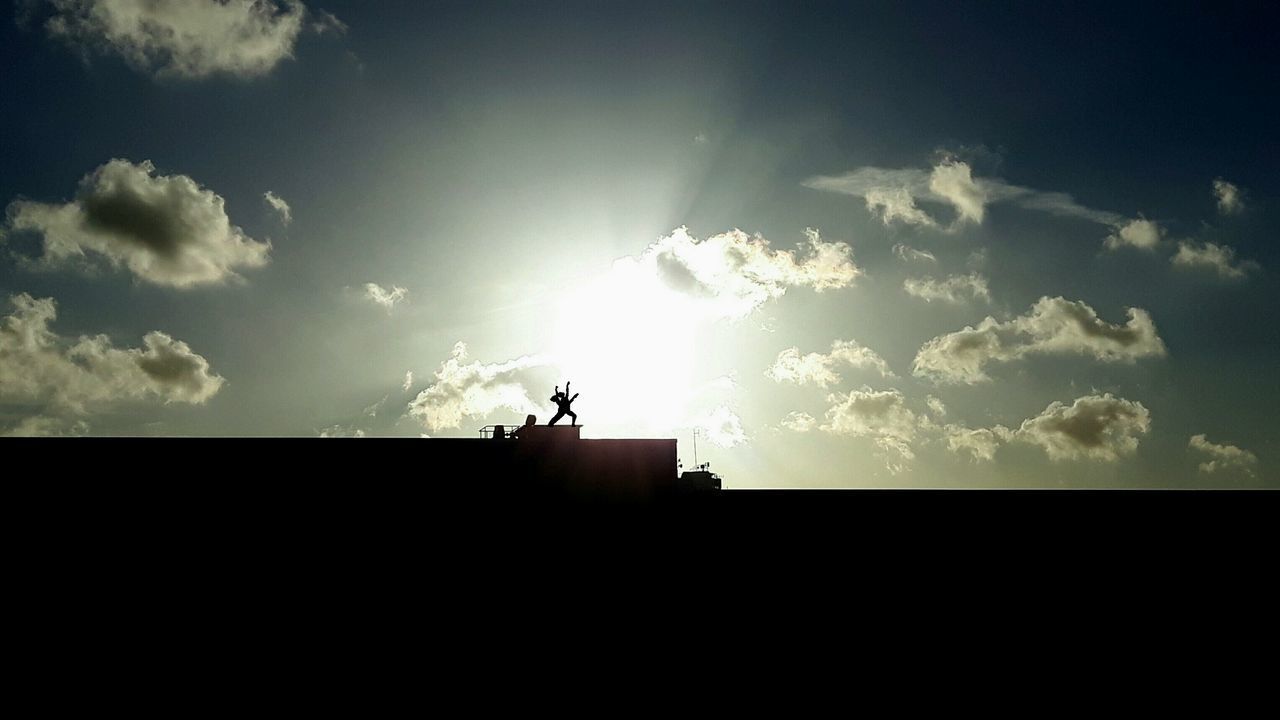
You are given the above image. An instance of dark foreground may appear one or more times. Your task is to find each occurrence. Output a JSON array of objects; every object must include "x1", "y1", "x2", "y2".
[
  {"x1": 5, "y1": 437, "x2": 1271, "y2": 703},
  {"x1": 6, "y1": 437, "x2": 1272, "y2": 520},
  {"x1": 4, "y1": 437, "x2": 1273, "y2": 628}
]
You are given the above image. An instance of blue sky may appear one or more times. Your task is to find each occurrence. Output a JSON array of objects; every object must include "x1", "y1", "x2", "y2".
[{"x1": 1, "y1": 1, "x2": 1275, "y2": 486}]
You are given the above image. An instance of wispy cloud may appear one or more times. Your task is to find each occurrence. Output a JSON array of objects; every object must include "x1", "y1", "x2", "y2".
[
  {"x1": 893, "y1": 243, "x2": 937, "y2": 263},
  {"x1": 1172, "y1": 240, "x2": 1258, "y2": 280},
  {"x1": 263, "y1": 191, "x2": 292, "y2": 225},
  {"x1": 406, "y1": 342, "x2": 549, "y2": 432},
  {"x1": 804, "y1": 159, "x2": 1124, "y2": 231},
  {"x1": 1189, "y1": 434, "x2": 1258, "y2": 477},
  {"x1": 364, "y1": 282, "x2": 408, "y2": 310},
  {"x1": 903, "y1": 273, "x2": 991, "y2": 304},
  {"x1": 766, "y1": 338, "x2": 894, "y2": 387},
  {"x1": 625, "y1": 226, "x2": 861, "y2": 320},
  {"x1": 1212, "y1": 178, "x2": 1244, "y2": 215},
  {"x1": 697, "y1": 406, "x2": 746, "y2": 448}
]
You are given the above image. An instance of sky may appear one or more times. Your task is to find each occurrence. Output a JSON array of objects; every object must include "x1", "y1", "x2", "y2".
[{"x1": 1, "y1": 0, "x2": 1276, "y2": 487}]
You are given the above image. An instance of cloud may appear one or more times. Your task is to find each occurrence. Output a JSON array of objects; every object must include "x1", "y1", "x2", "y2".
[
  {"x1": 1, "y1": 415, "x2": 90, "y2": 437},
  {"x1": 402, "y1": 370, "x2": 414, "y2": 392},
  {"x1": 629, "y1": 226, "x2": 860, "y2": 319},
  {"x1": 913, "y1": 296, "x2": 1166, "y2": 384},
  {"x1": 1212, "y1": 179, "x2": 1244, "y2": 215},
  {"x1": 406, "y1": 342, "x2": 549, "y2": 433},
  {"x1": 317, "y1": 425, "x2": 365, "y2": 438},
  {"x1": 1189, "y1": 434, "x2": 1258, "y2": 477},
  {"x1": 263, "y1": 191, "x2": 291, "y2": 224},
  {"x1": 804, "y1": 160, "x2": 1124, "y2": 230},
  {"x1": 1015, "y1": 393, "x2": 1150, "y2": 462},
  {"x1": 364, "y1": 282, "x2": 407, "y2": 310},
  {"x1": 766, "y1": 338, "x2": 894, "y2": 387},
  {"x1": 943, "y1": 424, "x2": 1012, "y2": 462},
  {"x1": 820, "y1": 387, "x2": 919, "y2": 466},
  {"x1": 1103, "y1": 218, "x2": 1162, "y2": 252},
  {"x1": 926, "y1": 396, "x2": 946, "y2": 417},
  {"x1": 780, "y1": 411, "x2": 816, "y2": 432},
  {"x1": 928, "y1": 160, "x2": 988, "y2": 225},
  {"x1": 42, "y1": 0, "x2": 335, "y2": 79},
  {"x1": 361, "y1": 395, "x2": 386, "y2": 418},
  {"x1": 310, "y1": 8, "x2": 347, "y2": 35},
  {"x1": 865, "y1": 188, "x2": 939, "y2": 228},
  {"x1": 939, "y1": 393, "x2": 1150, "y2": 463},
  {"x1": 0, "y1": 293, "x2": 224, "y2": 420},
  {"x1": 903, "y1": 273, "x2": 991, "y2": 304},
  {"x1": 697, "y1": 406, "x2": 746, "y2": 448},
  {"x1": 1172, "y1": 240, "x2": 1258, "y2": 279},
  {"x1": 893, "y1": 244, "x2": 937, "y2": 263},
  {"x1": 4, "y1": 159, "x2": 270, "y2": 288}
]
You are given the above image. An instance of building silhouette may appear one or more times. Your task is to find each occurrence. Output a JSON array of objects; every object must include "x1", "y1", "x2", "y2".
[{"x1": 3, "y1": 424, "x2": 717, "y2": 504}]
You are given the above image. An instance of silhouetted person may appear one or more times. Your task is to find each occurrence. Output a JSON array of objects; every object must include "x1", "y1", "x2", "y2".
[{"x1": 548, "y1": 382, "x2": 579, "y2": 426}]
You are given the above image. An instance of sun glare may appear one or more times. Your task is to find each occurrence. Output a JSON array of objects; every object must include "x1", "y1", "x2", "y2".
[{"x1": 552, "y1": 259, "x2": 699, "y2": 436}]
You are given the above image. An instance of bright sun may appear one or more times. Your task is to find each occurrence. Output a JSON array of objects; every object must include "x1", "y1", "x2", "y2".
[{"x1": 551, "y1": 259, "x2": 699, "y2": 436}]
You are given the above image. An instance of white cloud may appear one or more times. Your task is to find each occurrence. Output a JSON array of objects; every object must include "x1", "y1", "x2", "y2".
[
  {"x1": 820, "y1": 387, "x2": 919, "y2": 467},
  {"x1": 4, "y1": 159, "x2": 270, "y2": 288},
  {"x1": 1, "y1": 415, "x2": 90, "y2": 437},
  {"x1": 263, "y1": 191, "x2": 291, "y2": 224},
  {"x1": 939, "y1": 394, "x2": 1150, "y2": 463},
  {"x1": 804, "y1": 160, "x2": 1124, "y2": 230},
  {"x1": 361, "y1": 395, "x2": 386, "y2": 418},
  {"x1": 318, "y1": 425, "x2": 365, "y2": 438},
  {"x1": 364, "y1": 282, "x2": 407, "y2": 310},
  {"x1": 926, "y1": 396, "x2": 946, "y2": 418},
  {"x1": 402, "y1": 370, "x2": 414, "y2": 392},
  {"x1": 928, "y1": 159, "x2": 989, "y2": 225},
  {"x1": 0, "y1": 293, "x2": 224, "y2": 420},
  {"x1": 629, "y1": 226, "x2": 860, "y2": 319},
  {"x1": 913, "y1": 296, "x2": 1166, "y2": 384},
  {"x1": 1172, "y1": 240, "x2": 1258, "y2": 279},
  {"x1": 865, "y1": 187, "x2": 939, "y2": 228},
  {"x1": 310, "y1": 8, "x2": 347, "y2": 35},
  {"x1": 893, "y1": 243, "x2": 937, "y2": 263},
  {"x1": 903, "y1": 273, "x2": 991, "y2": 304},
  {"x1": 780, "y1": 411, "x2": 816, "y2": 432},
  {"x1": 1103, "y1": 218, "x2": 1162, "y2": 252},
  {"x1": 407, "y1": 342, "x2": 549, "y2": 433},
  {"x1": 766, "y1": 338, "x2": 894, "y2": 387},
  {"x1": 1015, "y1": 393, "x2": 1150, "y2": 462},
  {"x1": 1212, "y1": 179, "x2": 1244, "y2": 215},
  {"x1": 966, "y1": 248, "x2": 988, "y2": 269},
  {"x1": 1189, "y1": 434, "x2": 1258, "y2": 477},
  {"x1": 43, "y1": 0, "x2": 333, "y2": 79},
  {"x1": 697, "y1": 406, "x2": 746, "y2": 448},
  {"x1": 943, "y1": 424, "x2": 1012, "y2": 462}
]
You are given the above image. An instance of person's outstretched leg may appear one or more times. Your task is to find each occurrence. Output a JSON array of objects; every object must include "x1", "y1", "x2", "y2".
[
  {"x1": 568, "y1": 410, "x2": 577, "y2": 426},
  {"x1": 549, "y1": 410, "x2": 566, "y2": 425}
]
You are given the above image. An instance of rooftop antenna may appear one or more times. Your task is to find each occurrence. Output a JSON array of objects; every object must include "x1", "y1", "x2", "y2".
[{"x1": 693, "y1": 427, "x2": 700, "y2": 468}]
